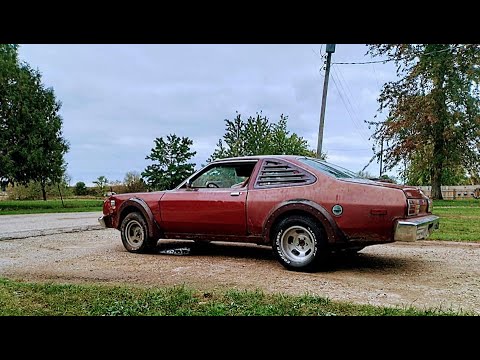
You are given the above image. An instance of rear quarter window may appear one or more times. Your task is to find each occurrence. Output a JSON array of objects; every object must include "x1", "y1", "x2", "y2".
[{"x1": 254, "y1": 159, "x2": 316, "y2": 189}]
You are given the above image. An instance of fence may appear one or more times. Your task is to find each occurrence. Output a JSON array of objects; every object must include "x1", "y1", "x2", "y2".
[{"x1": 418, "y1": 185, "x2": 480, "y2": 200}]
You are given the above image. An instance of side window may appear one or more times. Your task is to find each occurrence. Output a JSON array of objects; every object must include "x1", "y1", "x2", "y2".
[
  {"x1": 191, "y1": 162, "x2": 256, "y2": 189},
  {"x1": 254, "y1": 159, "x2": 316, "y2": 189}
]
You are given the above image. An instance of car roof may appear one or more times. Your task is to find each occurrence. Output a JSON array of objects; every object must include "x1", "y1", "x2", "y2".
[{"x1": 212, "y1": 155, "x2": 304, "y2": 163}]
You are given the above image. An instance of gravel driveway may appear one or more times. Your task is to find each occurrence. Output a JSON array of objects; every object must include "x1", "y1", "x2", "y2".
[{"x1": 0, "y1": 222, "x2": 478, "y2": 313}]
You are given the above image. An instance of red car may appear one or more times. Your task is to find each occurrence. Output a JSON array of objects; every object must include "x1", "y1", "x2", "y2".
[{"x1": 99, "y1": 155, "x2": 439, "y2": 272}]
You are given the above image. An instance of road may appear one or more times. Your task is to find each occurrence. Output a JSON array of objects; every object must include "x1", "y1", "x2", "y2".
[{"x1": 0, "y1": 212, "x2": 103, "y2": 240}]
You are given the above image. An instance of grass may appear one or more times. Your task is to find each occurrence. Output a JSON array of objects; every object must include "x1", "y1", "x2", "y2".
[
  {"x1": 433, "y1": 199, "x2": 480, "y2": 207},
  {"x1": 0, "y1": 199, "x2": 103, "y2": 215},
  {"x1": 431, "y1": 199, "x2": 480, "y2": 242},
  {"x1": 0, "y1": 278, "x2": 470, "y2": 316}
]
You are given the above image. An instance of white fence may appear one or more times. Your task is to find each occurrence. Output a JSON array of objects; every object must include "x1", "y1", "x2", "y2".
[{"x1": 418, "y1": 185, "x2": 480, "y2": 200}]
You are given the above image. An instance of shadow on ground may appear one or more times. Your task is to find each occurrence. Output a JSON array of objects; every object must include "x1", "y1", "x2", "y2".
[{"x1": 150, "y1": 240, "x2": 413, "y2": 273}]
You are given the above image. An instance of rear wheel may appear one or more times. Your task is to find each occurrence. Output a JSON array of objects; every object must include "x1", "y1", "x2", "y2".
[
  {"x1": 272, "y1": 215, "x2": 328, "y2": 272},
  {"x1": 120, "y1": 212, "x2": 157, "y2": 253}
]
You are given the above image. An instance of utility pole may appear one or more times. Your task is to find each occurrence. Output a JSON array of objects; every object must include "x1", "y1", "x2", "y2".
[
  {"x1": 379, "y1": 136, "x2": 384, "y2": 177},
  {"x1": 316, "y1": 44, "x2": 335, "y2": 159}
]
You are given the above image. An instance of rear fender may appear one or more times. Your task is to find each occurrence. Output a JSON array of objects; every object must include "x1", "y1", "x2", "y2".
[{"x1": 262, "y1": 199, "x2": 346, "y2": 244}]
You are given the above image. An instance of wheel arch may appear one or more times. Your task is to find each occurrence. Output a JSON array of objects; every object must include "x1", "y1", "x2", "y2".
[
  {"x1": 263, "y1": 199, "x2": 346, "y2": 245},
  {"x1": 118, "y1": 198, "x2": 160, "y2": 239}
]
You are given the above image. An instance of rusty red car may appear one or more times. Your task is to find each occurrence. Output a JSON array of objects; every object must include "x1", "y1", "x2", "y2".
[{"x1": 99, "y1": 155, "x2": 439, "y2": 272}]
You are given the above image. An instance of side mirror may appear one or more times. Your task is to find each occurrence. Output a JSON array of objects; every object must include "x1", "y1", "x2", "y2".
[{"x1": 185, "y1": 179, "x2": 192, "y2": 189}]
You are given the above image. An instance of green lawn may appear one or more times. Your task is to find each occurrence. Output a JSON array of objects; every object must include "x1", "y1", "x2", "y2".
[
  {"x1": 0, "y1": 278, "x2": 469, "y2": 316},
  {"x1": 433, "y1": 199, "x2": 480, "y2": 207},
  {"x1": 0, "y1": 199, "x2": 103, "y2": 215},
  {"x1": 431, "y1": 199, "x2": 480, "y2": 242}
]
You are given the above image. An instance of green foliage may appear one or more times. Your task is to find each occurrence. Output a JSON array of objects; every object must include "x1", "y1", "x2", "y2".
[
  {"x1": 367, "y1": 44, "x2": 480, "y2": 199},
  {"x1": 0, "y1": 278, "x2": 467, "y2": 316},
  {"x1": 124, "y1": 171, "x2": 147, "y2": 193},
  {"x1": 0, "y1": 44, "x2": 69, "y2": 200},
  {"x1": 0, "y1": 199, "x2": 102, "y2": 215},
  {"x1": 142, "y1": 134, "x2": 196, "y2": 191},
  {"x1": 356, "y1": 170, "x2": 374, "y2": 179},
  {"x1": 73, "y1": 181, "x2": 88, "y2": 196},
  {"x1": 93, "y1": 176, "x2": 109, "y2": 196},
  {"x1": 208, "y1": 112, "x2": 319, "y2": 162},
  {"x1": 7, "y1": 179, "x2": 72, "y2": 200},
  {"x1": 404, "y1": 145, "x2": 470, "y2": 186}
]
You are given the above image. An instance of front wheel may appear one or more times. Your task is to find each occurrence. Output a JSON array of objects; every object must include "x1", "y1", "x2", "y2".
[
  {"x1": 272, "y1": 215, "x2": 328, "y2": 272},
  {"x1": 120, "y1": 212, "x2": 157, "y2": 253}
]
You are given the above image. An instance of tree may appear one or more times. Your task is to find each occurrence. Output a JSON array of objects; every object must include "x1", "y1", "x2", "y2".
[
  {"x1": 367, "y1": 44, "x2": 480, "y2": 199},
  {"x1": 0, "y1": 44, "x2": 69, "y2": 200},
  {"x1": 124, "y1": 171, "x2": 147, "y2": 193},
  {"x1": 142, "y1": 134, "x2": 196, "y2": 190},
  {"x1": 0, "y1": 44, "x2": 19, "y2": 186},
  {"x1": 74, "y1": 181, "x2": 88, "y2": 196},
  {"x1": 356, "y1": 170, "x2": 375, "y2": 179},
  {"x1": 405, "y1": 150, "x2": 468, "y2": 186},
  {"x1": 208, "y1": 112, "x2": 318, "y2": 162},
  {"x1": 93, "y1": 176, "x2": 109, "y2": 196}
]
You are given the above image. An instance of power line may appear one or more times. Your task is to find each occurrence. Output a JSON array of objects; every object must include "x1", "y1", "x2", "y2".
[
  {"x1": 332, "y1": 45, "x2": 463, "y2": 65},
  {"x1": 332, "y1": 65, "x2": 373, "y2": 141},
  {"x1": 371, "y1": 63, "x2": 381, "y2": 89},
  {"x1": 330, "y1": 67, "x2": 371, "y2": 144},
  {"x1": 330, "y1": 74, "x2": 370, "y2": 146},
  {"x1": 327, "y1": 148, "x2": 371, "y2": 151},
  {"x1": 334, "y1": 59, "x2": 392, "y2": 65}
]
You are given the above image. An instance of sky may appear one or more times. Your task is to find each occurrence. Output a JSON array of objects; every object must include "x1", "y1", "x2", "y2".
[{"x1": 18, "y1": 44, "x2": 399, "y2": 186}]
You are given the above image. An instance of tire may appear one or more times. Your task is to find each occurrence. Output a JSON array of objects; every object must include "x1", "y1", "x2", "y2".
[
  {"x1": 271, "y1": 215, "x2": 328, "y2": 272},
  {"x1": 120, "y1": 212, "x2": 157, "y2": 253}
]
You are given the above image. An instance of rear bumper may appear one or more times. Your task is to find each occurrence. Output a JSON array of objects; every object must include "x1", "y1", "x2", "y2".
[{"x1": 394, "y1": 215, "x2": 440, "y2": 242}]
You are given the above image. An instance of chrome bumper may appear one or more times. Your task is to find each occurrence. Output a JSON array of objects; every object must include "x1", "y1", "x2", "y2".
[
  {"x1": 98, "y1": 215, "x2": 107, "y2": 228},
  {"x1": 394, "y1": 215, "x2": 440, "y2": 242}
]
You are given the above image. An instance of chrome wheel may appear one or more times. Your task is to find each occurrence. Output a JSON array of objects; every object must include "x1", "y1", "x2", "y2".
[
  {"x1": 124, "y1": 220, "x2": 145, "y2": 250},
  {"x1": 280, "y1": 225, "x2": 316, "y2": 264}
]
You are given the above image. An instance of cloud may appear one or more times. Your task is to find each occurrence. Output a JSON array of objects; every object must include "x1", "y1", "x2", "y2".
[{"x1": 18, "y1": 44, "x2": 397, "y2": 184}]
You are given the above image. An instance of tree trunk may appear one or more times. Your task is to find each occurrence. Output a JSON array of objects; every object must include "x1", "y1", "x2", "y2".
[
  {"x1": 430, "y1": 58, "x2": 448, "y2": 201},
  {"x1": 430, "y1": 135, "x2": 445, "y2": 200},
  {"x1": 57, "y1": 184, "x2": 65, "y2": 207},
  {"x1": 431, "y1": 167, "x2": 443, "y2": 200},
  {"x1": 41, "y1": 182, "x2": 47, "y2": 201}
]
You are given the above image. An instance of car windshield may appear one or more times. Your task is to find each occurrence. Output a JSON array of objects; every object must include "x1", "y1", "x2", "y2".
[{"x1": 298, "y1": 157, "x2": 360, "y2": 179}]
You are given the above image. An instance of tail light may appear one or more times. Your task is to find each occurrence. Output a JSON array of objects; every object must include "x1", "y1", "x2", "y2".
[
  {"x1": 407, "y1": 199, "x2": 421, "y2": 216},
  {"x1": 418, "y1": 189, "x2": 432, "y2": 213},
  {"x1": 426, "y1": 197, "x2": 432, "y2": 212}
]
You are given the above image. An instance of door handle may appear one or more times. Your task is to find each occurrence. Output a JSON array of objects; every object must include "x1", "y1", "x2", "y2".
[{"x1": 230, "y1": 191, "x2": 242, "y2": 196}]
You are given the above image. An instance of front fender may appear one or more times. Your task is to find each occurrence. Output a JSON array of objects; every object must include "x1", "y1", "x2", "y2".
[
  {"x1": 117, "y1": 198, "x2": 161, "y2": 239},
  {"x1": 262, "y1": 199, "x2": 346, "y2": 244}
]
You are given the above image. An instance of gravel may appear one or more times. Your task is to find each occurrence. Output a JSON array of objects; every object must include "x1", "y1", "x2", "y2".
[{"x1": 0, "y1": 228, "x2": 478, "y2": 313}]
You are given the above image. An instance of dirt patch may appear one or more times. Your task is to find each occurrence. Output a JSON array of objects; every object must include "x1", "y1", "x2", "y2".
[{"x1": 1, "y1": 228, "x2": 479, "y2": 313}]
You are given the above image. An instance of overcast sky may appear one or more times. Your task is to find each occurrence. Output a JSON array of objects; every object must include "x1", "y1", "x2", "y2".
[{"x1": 18, "y1": 44, "x2": 399, "y2": 186}]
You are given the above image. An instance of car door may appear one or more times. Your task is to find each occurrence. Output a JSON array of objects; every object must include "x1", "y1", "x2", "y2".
[{"x1": 159, "y1": 161, "x2": 257, "y2": 236}]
